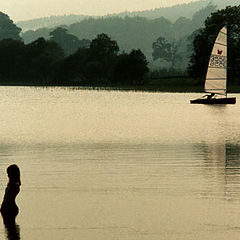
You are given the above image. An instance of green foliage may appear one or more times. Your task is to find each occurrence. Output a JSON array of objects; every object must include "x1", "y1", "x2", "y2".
[
  {"x1": 22, "y1": 16, "x2": 173, "y2": 60},
  {"x1": 188, "y1": 5, "x2": 240, "y2": 80},
  {"x1": 89, "y1": 33, "x2": 119, "y2": 60},
  {"x1": 22, "y1": 28, "x2": 50, "y2": 44},
  {"x1": 21, "y1": 3, "x2": 217, "y2": 68},
  {"x1": 53, "y1": 48, "x2": 88, "y2": 84},
  {"x1": 150, "y1": 68, "x2": 187, "y2": 78},
  {"x1": 0, "y1": 12, "x2": 22, "y2": 40},
  {"x1": 152, "y1": 36, "x2": 192, "y2": 71},
  {"x1": 111, "y1": 49, "x2": 149, "y2": 84},
  {"x1": 26, "y1": 37, "x2": 63, "y2": 59},
  {"x1": 68, "y1": 16, "x2": 173, "y2": 60},
  {"x1": 56, "y1": 34, "x2": 149, "y2": 84},
  {"x1": 25, "y1": 38, "x2": 64, "y2": 79},
  {"x1": 50, "y1": 27, "x2": 90, "y2": 56},
  {"x1": 3, "y1": 33, "x2": 148, "y2": 85},
  {"x1": 20, "y1": 3, "x2": 218, "y2": 64},
  {"x1": 150, "y1": 4, "x2": 217, "y2": 74},
  {"x1": 152, "y1": 37, "x2": 174, "y2": 62},
  {"x1": 0, "y1": 39, "x2": 26, "y2": 79},
  {"x1": 0, "y1": 37, "x2": 64, "y2": 83}
]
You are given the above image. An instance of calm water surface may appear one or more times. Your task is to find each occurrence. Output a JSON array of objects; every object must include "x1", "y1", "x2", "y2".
[{"x1": 0, "y1": 87, "x2": 240, "y2": 240}]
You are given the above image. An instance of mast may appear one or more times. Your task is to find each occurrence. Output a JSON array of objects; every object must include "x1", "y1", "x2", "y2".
[{"x1": 226, "y1": 26, "x2": 228, "y2": 98}]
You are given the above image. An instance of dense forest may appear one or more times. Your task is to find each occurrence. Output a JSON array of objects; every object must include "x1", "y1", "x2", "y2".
[
  {"x1": 0, "y1": 13, "x2": 149, "y2": 86},
  {"x1": 21, "y1": 3, "x2": 217, "y2": 76},
  {"x1": 0, "y1": 4, "x2": 239, "y2": 89}
]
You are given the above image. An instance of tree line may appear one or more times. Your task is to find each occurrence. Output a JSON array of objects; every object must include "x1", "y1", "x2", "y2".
[
  {"x1": 0, "y1": 5, "x2": 240, "y2": 87},
  {"x1": 0, "y1": 32, "x2": 148, "y2": 85}
]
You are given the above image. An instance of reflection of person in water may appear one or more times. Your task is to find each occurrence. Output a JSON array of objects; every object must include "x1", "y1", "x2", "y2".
[
  {"x1": 1, "y1": 164, "x2": 21, "y2": 226},
  {"x1": 4, "y1": 222, "x2": 20, "y2": 240}
]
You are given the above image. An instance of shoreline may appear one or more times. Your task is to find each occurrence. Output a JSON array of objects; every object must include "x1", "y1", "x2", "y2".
[
  {"x1": 0, "y1": 77, "x2": 240, "y2": 93},
  {"x1": 1, "y1": 84, "x2": 240, "y2": 93},
  {"x1": 0, "y1": 83, "x2": 204, "y2": 92}
]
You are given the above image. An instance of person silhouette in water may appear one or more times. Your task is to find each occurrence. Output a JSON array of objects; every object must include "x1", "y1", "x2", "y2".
[{"x1": 1, "y1": 164, "x2": 21, "y2": 226}]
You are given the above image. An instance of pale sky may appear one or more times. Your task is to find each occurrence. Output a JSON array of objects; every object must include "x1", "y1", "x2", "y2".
[{"x1": 1, "y1": 0, "x2": 200, "y2": 21}]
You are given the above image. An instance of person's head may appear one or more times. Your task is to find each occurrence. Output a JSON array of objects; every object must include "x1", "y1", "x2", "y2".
[{"x1": 7, "y1": 164, "x2": 21, "y2": 185}]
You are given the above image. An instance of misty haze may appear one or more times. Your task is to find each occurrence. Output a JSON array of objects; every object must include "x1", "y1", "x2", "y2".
[{"x1": 0, "y1": 0, "x2": 240, "y2": 239}]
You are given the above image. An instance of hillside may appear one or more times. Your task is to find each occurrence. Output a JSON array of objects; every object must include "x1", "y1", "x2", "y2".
[
  {"x1": 15, "y1": 0, "x2": 239, "y2": 74},
  {"x1": 17, "y1": 1, "x2": 207, "y2": 31},
  {"x1": 17, "y1": 15, "x2": 91, "y2": 32},
  {"x1": 113, "y1": 0, "x2": 238, "y2": 20},
  {"x1": 20, "y1": 3, "x2": 217, "y2": 70},
  {"x1": 17, "y1": 0, "x2": 238, "y2": 32}
]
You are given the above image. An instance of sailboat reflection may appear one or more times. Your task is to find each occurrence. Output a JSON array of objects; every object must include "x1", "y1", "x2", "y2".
[
  {"x1": 225, "y1": 144, "x2": 240, "y2": 199},
  {"x1": 199, "y1": 143, "x2": 240, "y2": 200}
]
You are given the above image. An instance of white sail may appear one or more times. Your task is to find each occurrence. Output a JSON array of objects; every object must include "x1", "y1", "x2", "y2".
[{"x1": 205, "y1": 26, "x2": 227, "y2": 95}]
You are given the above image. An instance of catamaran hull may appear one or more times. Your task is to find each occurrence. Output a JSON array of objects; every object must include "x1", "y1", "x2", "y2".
[{"x1": 190, "y1": 97, "x2": 236, "y2": 104}]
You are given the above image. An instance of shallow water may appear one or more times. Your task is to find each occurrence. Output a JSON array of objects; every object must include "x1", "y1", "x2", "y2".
[{"x1": 0, "y1": 87, "x2": 240, "y2": 240}]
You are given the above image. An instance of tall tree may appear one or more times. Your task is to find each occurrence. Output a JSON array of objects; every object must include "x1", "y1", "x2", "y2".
[
  {"x1": 89, "y1": 33, "x2": 119, "y2": 61},
  {"x1": 22, "y1": 28, "x2": 50, "y2": 44},
  {"x1": 0, "y1": 39, "x2": 26, "y2": 79},
  {"x1": 152, "y1": 37, "x2": 173, "y2": 62},
  {"x1": 50, "y1": 27, "x2": 90, "y2": 56},
  {"x1": 188, "y1": 6, "x2": 240, "y2": 80},
  {"x1": 0, "y1": 12, "x2": 22, "y2": 40},
  {"x1": 111, "y1": 49, "x2": 149, "y2": 84},
  {"x1": 152, "y1": 37, "x2": 183, "y2": 68},
  {"x1": 25, "y1": 38, "x2": 64, "y2": 79},
  {"x1": 85, "y1": 33, "x2": 119, "y2": 81}
]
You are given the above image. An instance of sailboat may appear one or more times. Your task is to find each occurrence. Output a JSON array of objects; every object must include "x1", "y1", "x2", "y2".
[{"x1": 190, "y1": 26, "x2": 236, "y2": 104}]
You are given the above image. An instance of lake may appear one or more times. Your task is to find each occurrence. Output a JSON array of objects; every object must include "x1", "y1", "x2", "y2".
[{"x1": 0, "y1": 86, "x2": 240, "y2": 240}]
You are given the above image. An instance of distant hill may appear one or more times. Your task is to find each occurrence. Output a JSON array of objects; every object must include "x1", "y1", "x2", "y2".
[
  {"x1": 113, "y1": 0, "x2": 238, "y2": 20},
  {"x1": 21, "y1": 4, "x2": 217, "y2": 65},
  {"x1": 17, "y1": 0, "x2": 238, "y2": 32},
  {"x1": 111, "y1": 0, "x2": 209, "y2": 20},
  {"x1": 16, "y1": 0, "x2": 239, "y2": 72},
  {"x1": 17, "y1": 15, "x2": 90, "y2": 32}
]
